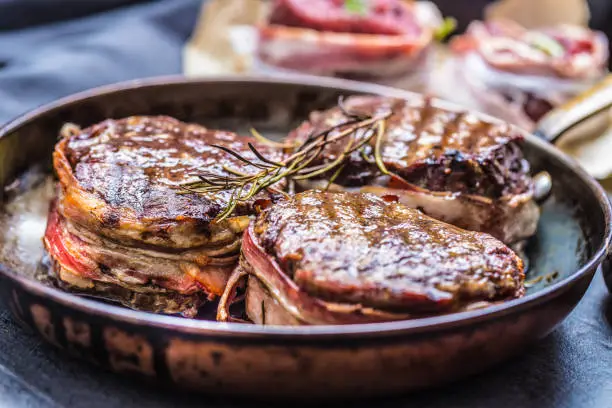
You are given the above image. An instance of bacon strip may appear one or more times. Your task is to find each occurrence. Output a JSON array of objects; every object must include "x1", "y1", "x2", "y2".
[{"x1": 218, "y1": 224, "x2": 411, "y2": 325}]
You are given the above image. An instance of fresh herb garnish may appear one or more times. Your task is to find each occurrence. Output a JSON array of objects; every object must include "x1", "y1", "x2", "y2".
[
  {"x1": 434, "y1": 17, "x2": 457, "y2": 42},
  {"x1": 181, "y1": 98, "x2": 393, "y2": 221},
  {"x1": 345, "y1": 0, "x2": 368, "y2": 15}
]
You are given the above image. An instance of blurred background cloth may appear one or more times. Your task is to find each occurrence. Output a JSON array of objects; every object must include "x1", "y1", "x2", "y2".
[{"x1": 0, "y1": 0, "x2": 201, "y2": 124}]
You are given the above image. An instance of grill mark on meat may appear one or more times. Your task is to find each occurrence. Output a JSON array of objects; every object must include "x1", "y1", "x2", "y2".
[
  {"x1": 253, "y1": 191, "x2": 524, "y2": 312},
  {"x1": 411, "y1": 97, "x2": 436, "y2": 140},
  {"x1": 64, "y1": 116, "x2": 283, "y2": 225},
  {"x1": 55, "y1": 116, "x2": 281, "y2": 249},
  {"x1": 287, "y1": 96, "x2": 531, "y2": 197},
  {"x1": 439, "y1": 110, "x2": 460, "y2": 150}
]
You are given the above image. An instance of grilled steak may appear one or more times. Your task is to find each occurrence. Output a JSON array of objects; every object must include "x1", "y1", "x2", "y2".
[
  {"x1": 288, "y1": 96, "x2": 540, "y2": 243},
  {"x1": 218, "y1": 191, "x2": 525, "y2": 325},
  {"x1": 45, "y1": 116, "x2": 282, "y2": 316}
]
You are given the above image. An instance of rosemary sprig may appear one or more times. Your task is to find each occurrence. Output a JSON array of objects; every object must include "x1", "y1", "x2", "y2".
[
  {"x1": 181, "y1": 99, "x2": 393, "y2": 221},
  {"x1": 250, "y1": 128, "x2": 296, "y2": 149},
  {"x1": 434, "y1": 17, "x2": 457, "y2": 42}
]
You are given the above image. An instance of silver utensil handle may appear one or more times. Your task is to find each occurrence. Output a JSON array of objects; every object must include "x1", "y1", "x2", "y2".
[{"x1": 535, "y1": 75, "x2": 612, "y2": 143}]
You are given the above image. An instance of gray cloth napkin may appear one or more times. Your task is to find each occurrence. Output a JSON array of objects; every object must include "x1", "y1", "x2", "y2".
[{"x1": 0, "y1": 0, "x2": 201, "y2": 125}]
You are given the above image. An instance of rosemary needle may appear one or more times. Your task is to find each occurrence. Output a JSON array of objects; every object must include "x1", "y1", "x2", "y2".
[{"x1": 181, "y1": 99, "x2": 394, "y2": 221}]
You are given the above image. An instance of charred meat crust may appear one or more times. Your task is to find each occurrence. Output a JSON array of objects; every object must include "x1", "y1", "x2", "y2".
[
  {"x1": 252, "y1": 191, "x2": 525, "y2": 314},
  {"x1": 287, "y1": 96, "x2": 532, "y2": 197},
  {"x1": 55, "y1": 115, "x2": 283, "y2": 249}
]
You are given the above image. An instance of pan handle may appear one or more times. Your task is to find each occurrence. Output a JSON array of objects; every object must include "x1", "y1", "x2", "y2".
[{"x1": 535, "y1": 75, "x2": 612, "y2": 144}]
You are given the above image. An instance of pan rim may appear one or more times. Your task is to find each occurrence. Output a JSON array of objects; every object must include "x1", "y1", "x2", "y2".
[{"x1": 0, "y1": 74, "x2": 609, "y2": 339}]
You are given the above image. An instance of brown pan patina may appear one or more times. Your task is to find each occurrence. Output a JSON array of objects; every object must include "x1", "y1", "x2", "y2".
[{"x1": 0, "y1": 76, "x2": 610, "y2": 398}]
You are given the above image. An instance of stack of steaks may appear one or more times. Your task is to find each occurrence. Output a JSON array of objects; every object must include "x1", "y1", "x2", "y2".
[
  {"x1": 221, "y1": 191, "x2": 525, "y2": 325},
  {"x1": 44, "y1": 96, "x2": 540, "y2": 323},
  {"x1": 45, "y1": 116, "x2": 282, "y2": 316},
  {"x1": 288, "y1": 96, "x2": 539, "y2": 244}
]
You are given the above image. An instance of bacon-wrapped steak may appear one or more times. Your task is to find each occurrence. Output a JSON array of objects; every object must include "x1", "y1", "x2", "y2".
[
  {"x1": 257, "y1": 0, "x2": 440, "y2": 83},
  {"x1": 218, "y1": 191, "x2": 525, "y2": 325},
  {"x1": 44, "y1": 116, "x2": 282, "y2": 316},
  {"x1": 287, "y1": 95, "x2": 539, "y2": 244}
]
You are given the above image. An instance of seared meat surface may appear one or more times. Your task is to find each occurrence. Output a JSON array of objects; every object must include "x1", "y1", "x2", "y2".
[
  {"x1": 288, "y1": 96, "x2": 539, "y2": 244},
  {"x1": 219, "y1": 190, "x2": 525, "y2": 325},
  {"x1": 45, "y1": 116, "x2": 282, "y2": 316},
  {"x1": 254, "y1": 191, "x2": 524, "y2": 311},
  {"x1": 57, "y1": 115, "x2": 282, "y2": 248},
  {"x1": 45, "y1": 101, "x2": 537, "y2": 319},
  {"x1": 288, "y1": 96, "x2": 531, "y2": 197}
]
